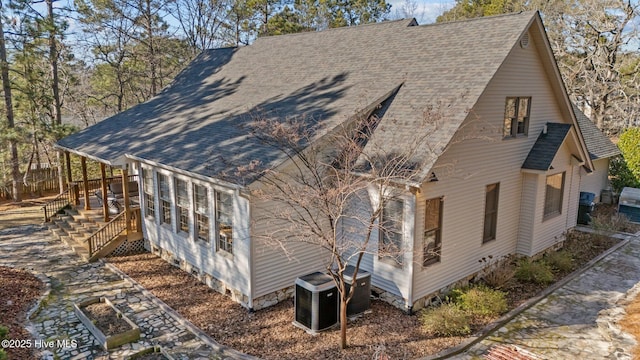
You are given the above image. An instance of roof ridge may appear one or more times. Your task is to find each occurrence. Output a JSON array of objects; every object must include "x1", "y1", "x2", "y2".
[
  {"x1": 419, "y1": 10, "x2": 536, "y2": 28},
  {"x1": 252, "y1": 18, "x2": 416, "y2": 43}
]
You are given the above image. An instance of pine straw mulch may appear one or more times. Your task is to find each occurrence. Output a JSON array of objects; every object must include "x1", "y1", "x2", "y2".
[
  {"x1": 108, "y1": 230, "x2": 621, "y2": 360},
  {"x1": 108, "y1": 253, "x2": 462, "y2": 360},
  {"x1": 0, "y1": 266, "x2": 45, "y2": 360}
]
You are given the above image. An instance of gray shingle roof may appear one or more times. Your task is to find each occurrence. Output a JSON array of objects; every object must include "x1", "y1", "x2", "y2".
[
  {"x1": 58, "y1": 12, "x2": 540, "y2": 185},
  {"x1": 572, "y1": 104, "x2": 620, "y2": 160},
  {"x1": 522, "y1": 123, "x2": 572, "y2": 171}
]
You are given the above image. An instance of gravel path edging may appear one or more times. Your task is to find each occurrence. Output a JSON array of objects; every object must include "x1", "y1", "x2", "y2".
[
  {"x1": 419, "y1": 234, "x2": 632, "y2": 360},
  {"x1": 103, "y1": 260, "x2": 263, "y2": 360}
]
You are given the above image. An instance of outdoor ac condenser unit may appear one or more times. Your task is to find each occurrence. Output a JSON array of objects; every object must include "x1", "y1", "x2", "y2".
[
  {"x1": 293, "y1": 272, "x2": 337, "y2": 333},
  {"x1": 342, "y1": 265, "x2": 371, "y2": 316}
]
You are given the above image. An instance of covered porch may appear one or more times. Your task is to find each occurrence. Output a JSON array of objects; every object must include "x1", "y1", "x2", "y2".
[{"x1": 43, "y1": 150, "x2": 144, "y2": 261}]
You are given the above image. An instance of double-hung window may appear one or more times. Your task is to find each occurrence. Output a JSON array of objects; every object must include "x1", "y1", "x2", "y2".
[
  {"x1": 504, "y1": 97, "x2": 531, "y2": 138},
  {"x1": 194, "y1": 184, "x2": 210, "y2": 243},
  {"x1": 158, "y1": 174, "x2": 171, "y2": 226},
  {"x1": 379, "y1": 198, "x2": 404, "y2": 266},
  {"x1": 424, "y1": 197, "x2": 443, "y2": 266},
  {"x1": 142, "y1": 168, "x2": 155, "y2": 219},
  {"x1": 175, "y1": 178, "x2": 189, "y2": 234},
  {"x1": 544, "y1": 172, "x2": 565, "y2": 219},
  {"x1": 216, "y1": 192, "x2": 233, "y2": 254},
  {"x1": 483, "y1": 183, "x2": 499, "y2": 243}
]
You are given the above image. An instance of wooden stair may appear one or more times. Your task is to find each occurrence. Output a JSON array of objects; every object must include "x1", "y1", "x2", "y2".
[{"x1": 48, "y1": 207, "x2": 105, "y2": 261}]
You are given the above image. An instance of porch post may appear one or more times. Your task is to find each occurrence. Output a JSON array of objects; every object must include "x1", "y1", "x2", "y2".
[
  {"x1": 65, "y1": 151, "x2": 78, "y2": 205},
  {"x1": 100, "y1": 163, "x2": 109, "y2": 222},
  {"x1": 81, "y1": 157, "x2": 91, "y2": 210},
  {"x1": 122, "y1": 167, "x2": 131, "y2": 232}
]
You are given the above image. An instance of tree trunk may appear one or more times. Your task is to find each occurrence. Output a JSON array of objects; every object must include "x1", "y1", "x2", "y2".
[
  {"x1": 340, "y1": 296, "x2": 347, "y2": 349},
  {"x1": 57, "y1": 151, "x2": 65, "y2": 194},
  {"x1": 0, "y1": 3, "x2": 21, "y2": 202},
  {"x1": 47, "y1": 0, "x2": 62, "y2": 125}
]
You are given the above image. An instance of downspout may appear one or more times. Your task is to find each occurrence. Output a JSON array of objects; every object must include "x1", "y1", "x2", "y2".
[
  {"x1": 406, "y1": 190, "x2": 417, "y2": 314},
  {"x1": 239, "y1": 189, "x2": 255, "y2": 310}
]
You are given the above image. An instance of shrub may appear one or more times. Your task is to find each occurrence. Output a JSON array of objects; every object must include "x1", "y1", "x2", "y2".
[
  {"x1": 515, "y1": 259, "x2": 554, "y2": 284},
  {"x1": 544, "y1": 250, "x2": 574, "y2": 273},
  {"x1": 619, "y1": 128, "x2": 640, "y2": 180},
  {"x1": 0, "y1": 325, "x2": 7, "y2": 360},
  {"x1": 478, "y1": 255, "x2": 515, "y2": 289},
  {"x1": 610, "y1": 155, "x2": 640, "y2": 194},
  {"x1": 591, "y1": 205, "x2": 636, "y2": 233},
  {"x1": 457, "y1": 285, "x2": 508, "y2": 319},
  {"x1": 419, "y1": 302, "x2": 471, "y2": 337}
]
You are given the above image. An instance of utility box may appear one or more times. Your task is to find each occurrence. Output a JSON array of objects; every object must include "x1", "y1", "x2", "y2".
[
  {"x1": 342, "y1": 266, "x2": 371, "y2": 316},
  {"x1": 619, "y1": 187, "x2": 640, "y2": 223},
  {"x1": 294, "y1": 272, "x2": 337, "y2": 333}
]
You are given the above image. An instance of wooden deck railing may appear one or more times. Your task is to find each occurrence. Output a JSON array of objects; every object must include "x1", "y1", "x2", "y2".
[
  {"x1": 87, "y1": 207, "x2": 141, "y2": 257},
  {"x1": 42, "y1": 190, "x2": 71, "y2": 222},
  {"x1": 77, "y1": 174, "x2": 139, "y2": 201}
]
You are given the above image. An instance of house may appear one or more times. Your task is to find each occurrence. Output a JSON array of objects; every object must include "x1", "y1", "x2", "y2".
[
  {"x1": 56, "y1": 11, "x2": 616, "y2": 312},
  {"x1": 573, "y1": 105, "x2": 621, "y2": 202}
]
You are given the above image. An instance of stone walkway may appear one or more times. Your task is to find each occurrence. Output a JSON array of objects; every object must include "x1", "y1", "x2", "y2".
[
  {"x1": 451, "y1": 231, "x2": 640, "y2": 360},
  {"x1": 0, "y1": 225, "x2": 254, "y2": 360}
]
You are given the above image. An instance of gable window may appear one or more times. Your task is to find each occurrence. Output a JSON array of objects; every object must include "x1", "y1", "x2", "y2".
[
  {"x1": 175, "y1": 178, "x2": 189, "y2": 234},
  {"x1": 158, "y1": 174, "x2": 171, "y2": 226},
  {"x1": 142, "y1": 168, "x2": 155, "y2": 220},
  {"x1": 483, "y1": 183, "x2": 499, "y2": 243},
  {"x1": 216, "y1": 192, "x2": 233, "y2": 254},
  {"x1": 194, "y1": 184, "x2": 210, "y2": 243},
  {"x1": 424, "y1": 197, "x2": 443, "y2": 266},
  {"x1": 544, "y1": 172, "x2": 565, "y2": 219},
  {"x1": 379, "y1": 198, "x2": 404, "y2": 266},
  {"x1": 503, "y1": 97, "x2": 531, "y2": 138}
]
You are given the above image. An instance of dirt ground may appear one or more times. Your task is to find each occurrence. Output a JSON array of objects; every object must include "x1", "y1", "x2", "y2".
[
  {"x1": 0, "y1": 192, "x2": 58, "y2": 230},
  {"x1": 0, "y1": 267, "x2": 45, "y2": 360}
]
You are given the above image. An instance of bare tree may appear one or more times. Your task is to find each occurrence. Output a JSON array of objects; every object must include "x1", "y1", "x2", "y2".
[
  {"x1": 539, "y1": 0, "x2": 640, "y2": 133},
  {"x1": 171, "y1": 0, "x2": 230, "y2": 53},
  {"x1": 235, "y1": 93, "x2": 485, "y2": 349}
]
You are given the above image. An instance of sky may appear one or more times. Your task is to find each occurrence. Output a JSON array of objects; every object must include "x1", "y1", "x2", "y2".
[
  {"x1": 388, "y1": 0, "x2": 455, "y2": 24},
  {"x1": 40, "y1": 0, "x2": 455, "y2": 26}
]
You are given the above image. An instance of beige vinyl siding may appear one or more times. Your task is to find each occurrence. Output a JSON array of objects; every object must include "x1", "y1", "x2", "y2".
[
  {"x1": 516, "y1": 173, "x2": 537, "y2": 255},
  {"x1": 141, "y1": 165, "x2": 252, "y2": 296},
  {"x1": 580, "y1": 158, "x2": 611, "y2": 202},
  {"x1": 343, "y1": 190, "x2": 415, "y2": 303},
  {"x1": 411, "y1": 29, "x2": 576, "y2": 303},
  {"x1": 528, "y1": 144, "x2": 580, "y2": 256},
  {"x1": 250, "y1": 198, "x2": 329, "y2": 298},
  {"x1": 251, "y1": 186, "x2": 416, "y2": 304}
]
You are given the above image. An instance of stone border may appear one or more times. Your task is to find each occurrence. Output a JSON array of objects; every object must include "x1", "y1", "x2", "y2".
[
  {"x1": 25, "y1": 272, "x2": 51, "y2": 322},
  {"x1": 418, "y1": 233, "x2": 633, "y2": 360},
  {"x1": 103, "y1": 261, "x2": 262, "y2": 360},
  {"x1": 125, "y1": 345, "x2": 174, "y2": 359}
]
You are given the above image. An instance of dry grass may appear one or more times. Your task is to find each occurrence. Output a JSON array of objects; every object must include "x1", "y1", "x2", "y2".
[{"x1": 0, "y1": 193, "x2": 58, "y2": 230}]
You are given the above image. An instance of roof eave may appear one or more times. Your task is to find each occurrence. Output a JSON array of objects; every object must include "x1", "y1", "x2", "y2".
[{"x1": 54, "y1": 143, "x2": 128, "y2": 168}]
